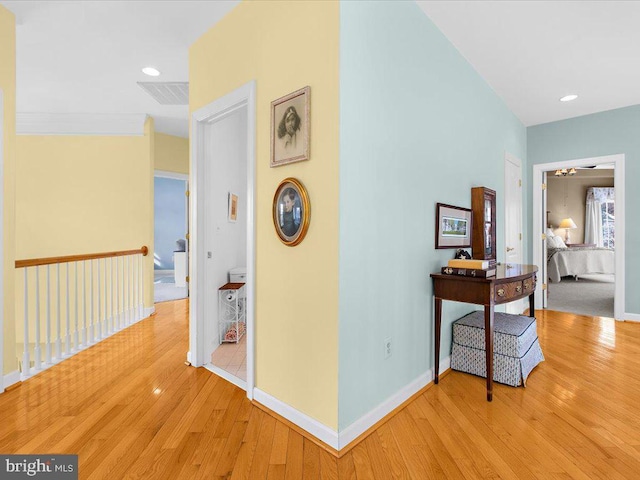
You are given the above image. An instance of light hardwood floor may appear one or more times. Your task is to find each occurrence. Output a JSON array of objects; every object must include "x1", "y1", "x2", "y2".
[{"x1": 1, "y1": 300, "x2": 640, "y2": 479}]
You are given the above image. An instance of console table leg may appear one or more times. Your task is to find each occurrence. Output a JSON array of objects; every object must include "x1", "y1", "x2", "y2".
[
  {"x1": 484, "y1": 305, "x2": 494, "y2": 401},
  {"x1": 434, "y1": 297, "x2": 442, "y2": 384},
  {"x1": 529, "y1": 292, "x2": 535, "y2": 318}
]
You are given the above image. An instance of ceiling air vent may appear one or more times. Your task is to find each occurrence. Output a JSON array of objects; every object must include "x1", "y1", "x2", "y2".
[{"x1": 137, "y1": 82, "x2": 189, "y2": 105}]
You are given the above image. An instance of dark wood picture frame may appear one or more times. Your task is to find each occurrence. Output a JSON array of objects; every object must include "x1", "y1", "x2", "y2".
[
  {"x1": 435, "y1": 203, "x2": 472, "y2": 249},
  {"x1": 471, "y1": 186, "x2": 497, "y2": 262}
]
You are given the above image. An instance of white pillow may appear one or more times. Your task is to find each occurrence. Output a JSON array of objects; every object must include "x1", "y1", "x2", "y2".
[
  {"x1": 546, "y1": 236, "x2": 557, "y2": 249},
  {"x1": 546, "y1": 235, "x2": 567, "y2": 249},
  {"x1": 554, "y1": 236, "x2": 567, "y2": 248},
  {"x1": 546, "y1": 228, "x2": 556, "y2": 238}
]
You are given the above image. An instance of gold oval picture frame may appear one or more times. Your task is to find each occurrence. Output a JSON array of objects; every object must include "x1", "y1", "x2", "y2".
[{"x1": 272, "y1": 178, "x2": 310, "y2": 246}]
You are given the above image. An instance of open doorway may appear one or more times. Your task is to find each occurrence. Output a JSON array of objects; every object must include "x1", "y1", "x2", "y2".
[
  {"x1": 154, "y1": 172, "x2": 188, "y2": 303},
  {"x1": 190, "y1": 82, "x2": 255, "y2": 396},
  {"x1": 533, "y1": 154, "x2": 625, "y2": 320}
]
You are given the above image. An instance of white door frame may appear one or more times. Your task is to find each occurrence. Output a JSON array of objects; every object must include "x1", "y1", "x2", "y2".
[
  {"x1": 504, "y1": 152, "x2": 524, "y2": 314},
  {"x1": 189, "y1": 81, "x2": 256, "y2": 399},
  {"x1": 0, "y1": 90, "x2": 4, "y2": 392},
  {"x1": 532, "y1": 154, "x2": 625, "y2": 320}
]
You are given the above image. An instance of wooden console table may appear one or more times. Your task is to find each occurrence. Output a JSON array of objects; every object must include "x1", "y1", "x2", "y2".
[{"x1": 430, "y1": 264, "x2": 538, "y2": 401}]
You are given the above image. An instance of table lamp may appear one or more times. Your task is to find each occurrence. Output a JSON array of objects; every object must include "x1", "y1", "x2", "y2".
[{"x1": 558, "y1": 217, "x2": 577, "y2": 243}]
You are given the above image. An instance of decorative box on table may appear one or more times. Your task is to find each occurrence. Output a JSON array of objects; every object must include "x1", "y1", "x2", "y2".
[{"x1": 451, "y1": 311, "x2": 544, "y2": 387}]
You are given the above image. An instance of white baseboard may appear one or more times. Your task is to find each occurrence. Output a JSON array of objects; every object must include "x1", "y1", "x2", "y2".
[
  {"x1": 2, "y1": 370, "x2": 21, "y2": 391},
  {"x1": 144, "y1": 306, "x2": 155, "y2": 318},
  {"x1": 253, "y1": 388, "x2": 340, "y2": 450},
  {"x1": 252, "y1": 357, "x2": 451, "y2": 453},
  {"x1": 339, "y1": 356, "x2": 450, "y2": 450},
  {"x1": 440, "y1": 355, "x2": 451, "y2": 375},
  {"x1": 339, "y1": 372, "x2": 431, "y2": 449},
  {"x1": 624, "y1": 312, "x2": 640, "y2": 322},
  {"x1": 204, "y1": 363, "x2": 247, "y2": 391}
]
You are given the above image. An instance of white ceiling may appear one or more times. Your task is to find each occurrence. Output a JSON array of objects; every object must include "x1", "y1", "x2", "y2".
[
  {"x1": 417, "y1": 1, "x2": 640, "y2": 126},
  {"x1": 3, "y1": 1, "x2": 639, "y2": 134},
  {"x1": 1, "y1": 0, "x2": 239, "y2": 138}
]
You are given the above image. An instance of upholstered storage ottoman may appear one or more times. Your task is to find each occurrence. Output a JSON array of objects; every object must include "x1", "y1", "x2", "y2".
[{"x1": 451, "y1": 311, "x2": 544, "y2": 387}]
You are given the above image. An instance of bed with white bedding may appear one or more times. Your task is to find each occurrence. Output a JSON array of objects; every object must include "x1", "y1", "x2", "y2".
[{"x1": 547, "y1": 246, "x2": 615, "y2": 283}]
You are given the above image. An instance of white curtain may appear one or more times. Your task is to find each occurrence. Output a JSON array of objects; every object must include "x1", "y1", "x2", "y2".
[{"x1": 584, "y1": 187, "x2": 614, "y2": 247}]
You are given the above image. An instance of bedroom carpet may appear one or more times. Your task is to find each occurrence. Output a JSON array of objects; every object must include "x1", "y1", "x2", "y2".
[
  {"x1": 547, "y1": 274, "x2": 614, "y2": 318},
  {"x1": 154, "y1": 271, "x2": 188, "y2": 303}
]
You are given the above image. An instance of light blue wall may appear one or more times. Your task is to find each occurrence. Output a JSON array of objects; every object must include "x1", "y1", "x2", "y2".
[
  {"x1": 154, "y1": 176, "x2": 186, "y2": 270},
  {"x1": 338, "y1": 1, "x2": 526, "y2": 431},
  {"x1": 527, "y1": 105, "x2": 640, "y2": 314}
]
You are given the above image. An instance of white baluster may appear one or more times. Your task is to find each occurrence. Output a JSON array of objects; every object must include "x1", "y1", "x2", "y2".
[
  {"x1": 89, "y1": 259, "x2": 94, "y2": 342},
  {"x1": 66, "y1": 263, "x2": 71, "y2": 354},
  {"x1": 124, "y1": 255, "x2": 127, "y2": 326},
  {"x1": 74, "y1": 262, "x2": 79, "y2": 351},
  {"x1": 116, "y1": 256, "x2": 120, "y2": 329},
  {"x1": 138, "y1": 253, "x2": 142, "y2": 320},
  {"x1": 22, "y1": 268, "x2": 31, "y2": 377},
  {"x1": 125, "y1": 255, "x2": 133, "y2": 325},
  {"x1": 34, "y1": 266, "x2": 41, "y2": 370},
  {"x1": 46, "y1": 265, "x2": 52, "y2": 364},
  {"x1": 131, "y1": 255, "x2": 134, "y2": 321},
  {"x1": 97, "y1": 259, "x2": 102, "y2": 340},
  {"x1": 123, "y1": 255, "x2": 127, "y2": 326},
  {"x1": 134, "y1": 254, "x2": 138, "y2": 322},
  {"x1": 82, "y1": 261, "x2": 87, "y2": 345},
  {"x1": 56, "y1": 264, "x2": 62, "y2": 359},
  {"x1": 103, "y1": 258, "x2": 107, "y2": 337},
  {"x1": 109, "y1": 257, "x2": 114, "y2": 334},
  {"x1": 141, "y1": 253, "x2": 145, "y2": 319}
]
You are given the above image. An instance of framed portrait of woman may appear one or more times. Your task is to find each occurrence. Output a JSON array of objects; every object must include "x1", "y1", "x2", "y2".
[
  {"x1": 272, "y1": 177, "x2": 310, "y2": 246},
  {"x1": 270, "y1": 86, "x2": 310, "y2": 167}
]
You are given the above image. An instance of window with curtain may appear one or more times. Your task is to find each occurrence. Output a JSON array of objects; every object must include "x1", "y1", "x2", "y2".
[
  {"x1": 585, "y1": 187, "x2": 614, "y2": 248},
  {"x1": 601, "y1": 199, "x2": 615, "y2": 248}
]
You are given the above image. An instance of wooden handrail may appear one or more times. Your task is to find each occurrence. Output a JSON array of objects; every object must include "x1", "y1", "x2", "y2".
[{"x1": 15, "y1": 246, "x2": 149, "y2": 269}]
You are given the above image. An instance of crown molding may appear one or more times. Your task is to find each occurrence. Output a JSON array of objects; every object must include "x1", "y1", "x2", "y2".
[{"x1": 16, "y1": 113, "x2": 148, "y2": 136}]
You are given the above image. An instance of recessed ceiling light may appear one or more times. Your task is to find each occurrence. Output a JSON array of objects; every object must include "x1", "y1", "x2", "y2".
[
  {"x1": 560, "y1": 94, "x2": 578, "y2": 102},
  {"x1": 142, "y1": 67, "x2": 161, "y2": 77}
]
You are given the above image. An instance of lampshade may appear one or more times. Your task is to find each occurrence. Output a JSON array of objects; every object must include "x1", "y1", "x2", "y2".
[{"x1": 558, "y1": 218, "x2": 577, "y2": 229}]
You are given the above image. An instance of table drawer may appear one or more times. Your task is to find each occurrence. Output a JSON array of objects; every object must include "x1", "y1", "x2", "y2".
[
  {"x1": 523, "y1": 275, "x2": 536, "y2": 293},
  {"x1": 494, "y1": 280, "x2": 523, "y2": 302}
]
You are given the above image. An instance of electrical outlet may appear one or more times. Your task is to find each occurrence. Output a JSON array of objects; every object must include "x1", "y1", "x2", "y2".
[{"x1": 384, "y1": 337, "x2": 392, "y2": 359}]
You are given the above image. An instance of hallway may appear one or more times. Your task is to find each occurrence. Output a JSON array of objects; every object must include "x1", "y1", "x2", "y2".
[{"x1": 1, "y1": 301, "x2": 640, "y2": 478}]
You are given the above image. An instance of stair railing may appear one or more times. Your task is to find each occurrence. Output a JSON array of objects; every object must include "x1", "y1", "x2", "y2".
[{"x1": 15, "y1": 246, "x2": 148, "y2": 379}]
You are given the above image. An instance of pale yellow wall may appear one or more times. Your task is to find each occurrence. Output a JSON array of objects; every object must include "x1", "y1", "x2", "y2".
[
  {"x1": 547, "y1": 169, "x2": 614, "y2": 243},
  {"x1": 15, "y1": 127, "x2": 155, "y2": 309},
  {"x1": 1, "y1": 5, "x2": 17, "y2": 375},
  {"x1": 190, "y1": 1, "x2": 340, "y2": 429},
  {"x1": 155, "y1": 132, "x2": 188, "y2": 175}
]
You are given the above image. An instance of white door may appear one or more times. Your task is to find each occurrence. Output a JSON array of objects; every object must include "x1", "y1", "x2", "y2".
[{"x1": 504, "y1": 153, "x2": 524, "y2": 314}]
